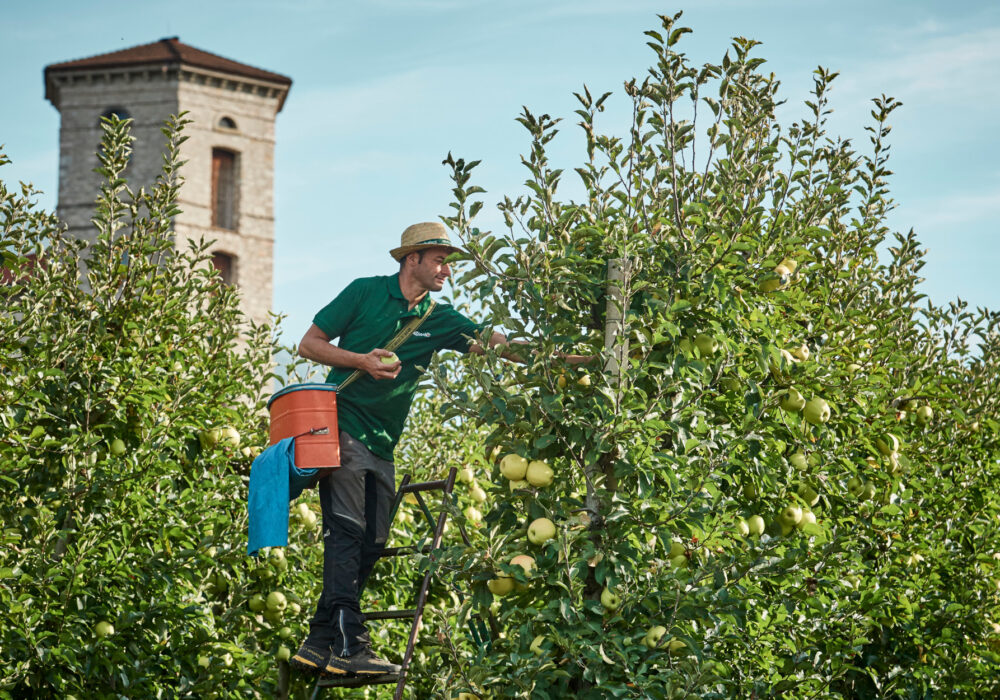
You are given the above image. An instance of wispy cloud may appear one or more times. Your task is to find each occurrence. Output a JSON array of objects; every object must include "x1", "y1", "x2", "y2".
[
  {"x1": 837, "y1": 24, "x2": 1000, "y2": 105},
  {"x1": 902, "y1": 183, "x2": 1000, "y2": 232}
]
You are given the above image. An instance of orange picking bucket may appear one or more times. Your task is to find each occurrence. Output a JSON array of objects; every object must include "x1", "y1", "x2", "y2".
[{"x1": 267, "y1": 383, "x2": 340, "y2": 469}]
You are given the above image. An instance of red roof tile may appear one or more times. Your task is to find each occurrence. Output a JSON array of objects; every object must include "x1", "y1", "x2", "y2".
[{"x1": 45, "y1": 37, "x2": 292, "y2": 86}]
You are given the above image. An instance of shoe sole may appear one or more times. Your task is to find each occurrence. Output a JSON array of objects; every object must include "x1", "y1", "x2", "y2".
[{"x1": 291, "y1": 654, "x2": 328, "y2": 676}]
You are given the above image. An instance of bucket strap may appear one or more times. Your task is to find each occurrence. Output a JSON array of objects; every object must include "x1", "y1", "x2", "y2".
[{"x1": 338, "y1": 300, "x2": 436, "y2": 392}]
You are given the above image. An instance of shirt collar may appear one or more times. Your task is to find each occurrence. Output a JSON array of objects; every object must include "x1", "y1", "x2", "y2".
[{"x1": 388, "y1": 273, "x2": 432, "y2": 315}]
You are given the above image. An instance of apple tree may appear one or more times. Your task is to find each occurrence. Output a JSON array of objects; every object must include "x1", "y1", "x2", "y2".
[
  {"x1": 410, "y1": 13, "x2": 1000, "y2": 699},
  {"x1": 0, "y1": 115, "x2": 340, "y2": 698}
]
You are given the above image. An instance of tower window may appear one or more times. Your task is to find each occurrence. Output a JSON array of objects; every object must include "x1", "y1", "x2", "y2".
[
  {"x1": 99, "y1": 106, "x2": 131, "y2": 125},
  {"x1": 211, "y1": 148, "x2": 239, "y2": 230},
  {"x1": 211, "y1": 252, "x2": 236, "y2": 286},
  {"x1": 218, "y1": 116, "x2": 238, "y2": 130}
]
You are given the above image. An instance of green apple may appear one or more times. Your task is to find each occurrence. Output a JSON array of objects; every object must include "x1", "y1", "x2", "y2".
[
  {"x1": 263, "y1": 608, "x2": 284, "y2": 624},
  {"x1": 796, "y1": 509, "x2": 817, "y2": 529},
  {"x1": 276, "y1": 645, "x2": 291, "y2": 662},
  {"x1": 747, "y1": 515, "x2": 766, "y2": 536},
  {"x1": 719, "y1": 376, "x2": 741, "y2": 394},
  {"x1": 600, "y1": 586, "x2": 622, "y2": 611},
  {"x1": 577, "y1": 374, "x2": 592, "y2": 388},
  {"x1": 694, "y1": 333, "x2": 718, "y2": 356},
  {"x1": 778, "y1": 257, "x2": 798, "y2": 273},
  {"x1": 525, "y1": 460, "x2": 554, "y2": 487},
  {"x1": 380, "y1": 352, "x2": 399, "y2": 365},
  {"x1": 736, "y1": 519, "x2": 750, "y2": 537},
  {"x1": 499, "y1": 454, "x2": 528, "y2": 481},
  {"x1": 556, "y1": 372, "x2": 567, "y2": 390},
  {"x1": 774, "y1": 264, "x2": 792, "y2": 279},
  {"x1": 458, "y1": 466, "x2": 475, "y2": 484},
  {"x1": 463, "y1": 506, "x2": 483, "y2": 525},
  {"x1": 803, "y1": 397, "x2": 831, "y2": 425},
  {"x1": 796, "y1": 482, "x2": 820, "y2": 507},
  {"x1": 789, "y1": 451, "x2": 808, "y2": 471},
  {"x1": 665, "y1": 638, "x2": 686, "y2": 654},
  {"x1": 778, "y1": 504, "x2": 803, "y2": 528},
  {"x1": 487, "y1": 577, "x2": 514, "y2": 596},
  {"x1": 780, "y1": 388, "x2": 806, "y2": 412},
  {"x1": 769, "y1": 348, "x2": 796, "y2": 379},
  {"x1": 669, "y1": 553, "x2": 688, "y2": 569},
  {"x1": 668, "y1": 540, "x2": 686, "y2": 558},
  {"x1": 846, "y1": 363, "x2": 862, "y2": 373},
  {"x1": 644, "y1": 625, "x2": 667, "y2": 649},
  {"x1": 249, "y1": 594, "x2": 266, "y2": 613},
  {"x1": 678, "y1": 338, "x2": 694, "y2": 355},
  {"x1": 875, "y1": 433, "x2": 899, "y2": 456},
  {"x1": 278, "y1": 626, "x2": 293, "y2": 639},
  {"x1": 300, "y1": 510, "x2": 318, "y2": 528},
  {"x1": 790, "y1": 343, "x2": 810, "y2": 362},
  {"x1": 199, "y1": 428, "x2": 220, "y2": 450},
  {"x1": 915, "y1": 404, "x2": 933, "y2": 425},
  {"x1": 94, "y1": 621, "x2": 115, "y2": 638},
  {"x1": 219, "y1": 426, "x2": 240, "y2": 448},
  {"x1": 197, "y1": 655, "x2": 210, "y2": 668},
  {"x1": 508, "y1": 479, "x2": 529, "y2": 492},
  {"x1": 858, "y1": 481, "x2": 876, "y2": 502},
  {"x1": 529, "y1": 634, "x2": 546, "y2": 656},
  {"x1": 266, "y1": 591, "x2": 287, "y2": 613},
  {"x1": 846, "y1": 475, "x2": 863, "y2": 496},
  {"x1": 109, "y1": 438, "x2": 127, "y2": 457},
  {"x1": 469, "y1": 484, "x2": 487, "y2": 503},
  {"x1": 758, "y1": 276, "x2": 783, "y2": 292},
  {"x1": 527, "y1": 517, "x2": 556, "y2": 545},
  {"x1": 289, "y1": 602, "x2": 302, "y2": 616},
  {"x1": 510, "y1": 554, "x2": 535, "y2": 577}
]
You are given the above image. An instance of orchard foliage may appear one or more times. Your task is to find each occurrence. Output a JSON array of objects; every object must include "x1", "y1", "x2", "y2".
[
  {"x1": 411, "y1": 12, "x2": 1000, "y2": 699},
  {"x1": 0, "y1": 116, "x2": 322, "y2": 698}
]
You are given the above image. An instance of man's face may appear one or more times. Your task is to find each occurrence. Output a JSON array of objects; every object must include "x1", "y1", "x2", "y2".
[{"x1": 412, "y1": 247, "x2": 452, "y2": 292}]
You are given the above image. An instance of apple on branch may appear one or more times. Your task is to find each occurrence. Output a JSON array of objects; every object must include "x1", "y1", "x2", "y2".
[{"x1": 499, "y1": 454, "x2": 528, "y2": 481}]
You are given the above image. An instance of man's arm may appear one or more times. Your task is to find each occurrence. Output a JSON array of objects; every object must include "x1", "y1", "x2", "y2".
[
  {"x1": 469, "y1": 331, "x2": 592, "y2": 365},
  {"x1": 298, "y1": 324, "x2": 401, "y2": 380}
]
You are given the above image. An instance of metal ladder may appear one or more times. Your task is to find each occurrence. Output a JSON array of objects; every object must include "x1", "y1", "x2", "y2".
[{"x1": 309, "y1": 467, "x2": 482, "y2": 699}]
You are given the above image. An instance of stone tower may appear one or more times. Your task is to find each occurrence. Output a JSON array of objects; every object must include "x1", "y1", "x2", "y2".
[{"x1": 44, "y1": 38, "x2": 292, "y2": 327}]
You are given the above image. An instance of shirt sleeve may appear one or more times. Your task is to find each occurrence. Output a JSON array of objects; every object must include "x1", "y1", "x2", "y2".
[
  {"x1": 312, "y1": 278, "x2": 368, "y2": 340},
  {"x1": 435, "y1": 306, "x2": 489, "y2": 353}
]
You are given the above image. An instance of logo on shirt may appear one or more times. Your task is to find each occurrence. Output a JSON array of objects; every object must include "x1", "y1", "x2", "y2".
[{"x1": 412, "y1": 331, "x2": 431, "y2": 337}]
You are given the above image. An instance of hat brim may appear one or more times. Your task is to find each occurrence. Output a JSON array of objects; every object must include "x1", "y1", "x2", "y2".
[{"x1": 390, "y1": 243, "x2": 463, "y2": 262}]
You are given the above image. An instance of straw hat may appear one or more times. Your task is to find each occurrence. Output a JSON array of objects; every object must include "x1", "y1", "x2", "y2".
[{"x1": 389, "y1": 222, "x2": 462, "y2": 261}]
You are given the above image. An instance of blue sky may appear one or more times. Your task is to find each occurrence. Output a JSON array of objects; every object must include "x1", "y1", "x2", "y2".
[{"x1": 3, "y1": 1, "x2": 998, "y2": 344}]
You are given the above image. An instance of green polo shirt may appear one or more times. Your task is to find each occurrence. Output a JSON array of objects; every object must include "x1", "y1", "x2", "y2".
[{"x1": 312, "y1": 273, "x2": 485, "y2": 461}]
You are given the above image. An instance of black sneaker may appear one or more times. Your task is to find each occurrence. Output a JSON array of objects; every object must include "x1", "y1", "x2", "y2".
[
  {"x1": 325, "y1": 645, "x2": 401, "y2": 676},
  {"x1": 290, "y1": 643, "x2": 331, "y2": 675}
]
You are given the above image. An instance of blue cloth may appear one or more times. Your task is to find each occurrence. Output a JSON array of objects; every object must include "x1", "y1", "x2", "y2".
[{"x1": 246, "y1": 437, "x2": 319, "y2": 556}]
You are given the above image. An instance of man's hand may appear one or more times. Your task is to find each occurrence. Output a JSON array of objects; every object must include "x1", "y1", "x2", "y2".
[{"x1": 360, "y1": 348, "x2": 401, "y2": 380}]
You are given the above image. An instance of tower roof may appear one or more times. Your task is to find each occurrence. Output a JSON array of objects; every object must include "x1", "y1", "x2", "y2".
[{"x1": 45, "y1": 37, "x2": 292, "y2": 107}]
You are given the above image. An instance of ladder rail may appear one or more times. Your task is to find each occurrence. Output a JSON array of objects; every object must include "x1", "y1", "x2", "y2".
[{"x1": 392, "y1": 466, "x2": 457, "y2": 699}]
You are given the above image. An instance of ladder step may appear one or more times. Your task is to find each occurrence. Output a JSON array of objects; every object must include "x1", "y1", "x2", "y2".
[
  {"x1": 317, "y1": 672, "x2": 399, "y2": 688},
  {"x1": 399, "y1": 479, "x2": 448, "y2": 493},
  {"x1": 381, "y1": 545, "x2": 433, "y2": 558},
  {"x1": 365, "y1": 608, "x2": 417, "y2": 620}
]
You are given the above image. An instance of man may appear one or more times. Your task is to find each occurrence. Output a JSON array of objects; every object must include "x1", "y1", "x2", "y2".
[{"x1": 290, "y1": 222, "x2": 523, "y2": 678}]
